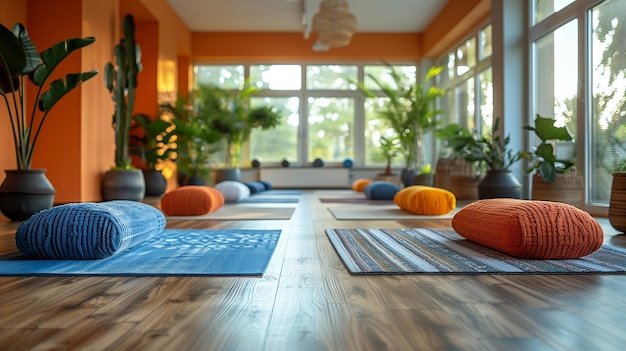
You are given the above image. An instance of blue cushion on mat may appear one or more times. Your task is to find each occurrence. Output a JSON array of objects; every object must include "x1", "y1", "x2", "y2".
[
  {"x1": 245, "y1": 181, "x2": 266, "y2": 194},
  {"x1": 363, "y1": 181, "x2": 401, "y2": 200},
  {"x1": 259, "y1": 180, "x2": 272, "y2": 190},
  {"x1": 15, "y1": 200, "x2": 166, "y2": 260}
]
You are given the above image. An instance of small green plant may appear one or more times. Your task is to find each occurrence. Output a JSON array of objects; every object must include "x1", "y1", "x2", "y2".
[
  {"x1": 104, "y1": 14, "x2": 142, "y2": 170},
  {"x1": 129, "y1": 114, "x2": 176, "y2": 170},
  {"x1": 379, "y1": 135, "x2": 400, "y2": 175},
  {"x1": 450, "y1": 118, "x2": 521, "y2": 171},
  {"x1": 0, "y1": 23, "x2": 97, "y2": 169},
  {"x1": 521, "y1": 115, "x2": 575, "y2": 183}
]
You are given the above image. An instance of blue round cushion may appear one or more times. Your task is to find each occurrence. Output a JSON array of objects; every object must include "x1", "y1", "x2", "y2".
[
  {"x1": 244, "y1": 181, "x2": 266, "y2": 194},
  {"x1": 363, "y1": 181, "x2": 401, "y2": 200},
  {"x1": 259, "y1": 180, "x2": 272, "y2": 190}
]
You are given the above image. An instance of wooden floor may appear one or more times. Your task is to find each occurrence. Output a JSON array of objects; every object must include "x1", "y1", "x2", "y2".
[{"x1": 1, "y1": 191, "x2": 626, "y2": 351}]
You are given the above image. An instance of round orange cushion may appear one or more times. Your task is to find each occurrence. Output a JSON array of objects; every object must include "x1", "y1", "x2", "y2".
[
  {"x1": 352, "y1": 178, "x2": 372, "y2": 192},
  {"x1": 451, "y1": 199, "x2": 603, "y2": 259},
  {"x1": 394, "y1": 185, "x2": 456, "y2": 215},
  {"x1": 160, "y1": 186, "x2": 224, "y2": 216}
]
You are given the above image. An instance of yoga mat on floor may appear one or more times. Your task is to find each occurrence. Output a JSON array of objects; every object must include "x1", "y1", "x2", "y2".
[
  {"x1": 327, "y1": 205, "x2": 457, "y2": 220},
  {"x1": 0, "y1": 229, "x2": 281, "y2": 276},
  {"x1": 319, "y1": 197, "x2": 394, "y2": 205},
  {"x1": 325, "y1": 228, "x2": 626, "y2": 274},
  {"x1": 167, "y1": 206, "x2": 295, "y2": 220},
  {"x1": 239, "y1": 196, "x2": 299, "y2": 204}
]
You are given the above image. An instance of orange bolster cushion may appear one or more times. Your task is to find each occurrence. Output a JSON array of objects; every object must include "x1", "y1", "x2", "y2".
[
  {"x1": 451, "y1": 199, "x2": 603, "y2": 259},
  {"x1": 393, "y1": 185, "x2": 456, "y2": 215},
  {"x1": 160, "y1": 186, "x2": 224, "y2": 216},
  {"x1": 352, "y1": 178, "x2": 372, "y2": 192}
]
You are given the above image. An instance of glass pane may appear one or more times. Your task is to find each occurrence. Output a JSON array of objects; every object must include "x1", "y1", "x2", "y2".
[
  {"x1": 307, "y1": 97, "x2": 354, "y2": 162},
  {"x1": 456, "y1": 38, "x2": 476, "y2": 76},
  {"x1": 306, "y1": 65, "x2": 357, "y2": 90},
  {"x1": 533, "y1": 20, "x2": 578, "y2": 173},
  {"x1": 534, "y1": 0, "x2": 575, "y2": 24},
  {"x1": 250, "y1": 65, "x2": 301, "y2": 90},
  {"x1": 447, "y1": 52, "x2": 455, "y2": 79},
  {"x1": 456, "y1": 77, "x2": 476, "y2": 130},
  {"x1": 364, "y1": 65, "x2": 416, "y2": 90},
  {"x1": 590, "y1": 0, "x2": 626, "y2": 204},
  {"x1": 480, "y1": 24, "x2": 492, "y2": 60},
  {"x1": 364, "y1": 97, "x2": 404, "y2": 168},
  {"x1": 249, "y1": 97, "x2": 300, "y2": 165},
  {"x1": 193, "y1": 65, "x2": 244, "y2": 89},
  {"x1": 479, "y1": 68, "x2": 493, "y2": 138}
]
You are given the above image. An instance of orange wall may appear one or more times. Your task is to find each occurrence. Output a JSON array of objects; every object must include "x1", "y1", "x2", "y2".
[
  {"x1": 27, "y1": 0, "x2": 85, "y2": 202},
  {"x1": 135, "y1": 20, "x2": 159, "y2": 117},
  {"x1": 139, "y1": 0, "x2": 192, "y2": 96},
  {"x1": 192, "y1": 32, "x2": 422, "y2": 63},
  {"x1": 0, "y1": 1, "x2": 28, "y2": 178},
  {"x1": 81, "y1": 0, "x2": 119, "y2": 202}
]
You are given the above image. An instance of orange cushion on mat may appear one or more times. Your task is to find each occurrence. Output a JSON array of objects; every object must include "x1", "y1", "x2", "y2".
[
  {"x1": 451, "y1": 199, "x2": 603, "y2": 259},
  {"x1": 393, "y1": 185, "x2": 456, "y2": 215},
  {"x1": 352, "y1": 178, "x2": 372, "y2": 192},
  {"x1": 160, "y1": 186, "x2": 224, "y2": 216}
]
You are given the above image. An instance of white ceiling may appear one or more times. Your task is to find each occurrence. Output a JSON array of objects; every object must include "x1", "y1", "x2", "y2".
[{"x1": 166, "y1": 0, "x2": 449, "y2": 34}]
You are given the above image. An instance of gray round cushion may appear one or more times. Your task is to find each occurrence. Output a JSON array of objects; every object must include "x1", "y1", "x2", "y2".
[{"x1": 215, "y1": 181, "x2": 251, "y2": 202}]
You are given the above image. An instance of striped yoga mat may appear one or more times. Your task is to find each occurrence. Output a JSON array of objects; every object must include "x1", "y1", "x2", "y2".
[{"x1": 325, "y1": 228, "x2": 626, "y2": 274}]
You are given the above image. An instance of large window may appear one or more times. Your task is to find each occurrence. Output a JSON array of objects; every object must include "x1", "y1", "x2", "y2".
[
  {"x1": 193, "y1": 63, "x2": 421, "y2": 168},
  {"x1": 530, "y1": 0, "x2": 626, "y2": 209},
  {"x1": 437, "y1": 24, "x2": 492, "y2": 137}
]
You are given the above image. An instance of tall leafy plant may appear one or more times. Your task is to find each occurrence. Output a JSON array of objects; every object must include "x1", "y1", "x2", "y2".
[
  {"x1": 104, "y1": 14, "x2": 142, "y2": 170},
  {"x1": 359, "y1": 63, "x2": 445, "y2": 171},
  {"x1": 0, "y1": 23, "x2": 97, "y2": 169},
  {"x1": 195, "y1": 83, "x2": 282, "y2": 169}
]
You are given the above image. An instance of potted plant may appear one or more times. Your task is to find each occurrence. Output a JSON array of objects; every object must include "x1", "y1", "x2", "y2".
[
  {"x1": 449, "y1": 118, "x2": 523, "y2": 199},
  {"x1": 161, "y1": 95, "x2": 222, "y2": 186},
  {"x1": 194, "y1": 82, "x2": 282, "y2": 183},
  {"x1": 433, "y1": 123, "x2": 481, "y2": 199},
  {"x1": 0, "y1": 22, "x2": 97, "y2": 220},
  {"x1": 129, "y1": 113, "x2": 176, "y2": 196},
  {"x1": 101, "y1": 14, "x2": 145, "y2": 201},
  {"x1": 359, "y1": 63, "x2": 445, "y2": 186},
  {"x1": 521, "y1": 114, "x2": 582, "y2": 206}
]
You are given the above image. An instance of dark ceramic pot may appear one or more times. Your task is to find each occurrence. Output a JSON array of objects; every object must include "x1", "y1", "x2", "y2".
[
  {"x1": 214, "y1": 168, "x2": 241, "y2": 184},
  {"x1": 478, "y1": 170, "x2": 522, "y2": 199},
  {"x1": 400, "y1": 168, "x2": 416, "y2": 187},
  {"x1": 0, "y1": 169, "x2": 55, "y2": 221},
  {"x1": 101, "y1": 169, "x2": 145, "y2": 201},
  {"x1": 143, "y1": 169, "x2": 167, "y2": 197}
]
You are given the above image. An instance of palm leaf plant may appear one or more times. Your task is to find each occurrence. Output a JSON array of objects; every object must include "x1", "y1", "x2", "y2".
[
  {"x1": 0, "y1": 22, "x2": 97, "y2": 169},
  {"x1": 161, "y1": 95, "x2": 222, "y2": 185},
  {"x1": 195, "y1": 82, "x2": 282, "y2": 169},
  {"x1": 360, "y1": 63, "x2": 445, "y2": 171}
]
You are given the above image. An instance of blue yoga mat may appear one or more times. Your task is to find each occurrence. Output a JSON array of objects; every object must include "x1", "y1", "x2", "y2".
[{"x1": 0, "y1": 229, "x2": 281, "y2": 276}]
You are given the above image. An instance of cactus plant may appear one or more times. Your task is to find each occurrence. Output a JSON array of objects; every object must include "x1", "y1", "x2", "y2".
[{"x1": 104, "y1": 14, "x2": 142, "y2": 170}]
